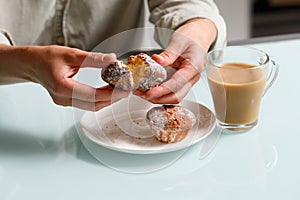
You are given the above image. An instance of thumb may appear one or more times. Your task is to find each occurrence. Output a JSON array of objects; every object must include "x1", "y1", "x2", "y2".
[
  {"x1": 152, "y1": 50, "x2": 179, "y2": 66},
  {"x1": 81, "y1": 52, "x2": 117, "y2": 68}
]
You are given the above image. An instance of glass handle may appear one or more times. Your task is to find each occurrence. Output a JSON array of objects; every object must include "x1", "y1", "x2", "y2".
[{"x1": 263, "y1": 58, "x2": 279, "y2": 96}]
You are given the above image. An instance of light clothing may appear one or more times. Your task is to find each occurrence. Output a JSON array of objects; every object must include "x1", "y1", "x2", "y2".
[{"x1": 0, "y1": 0, "x2": 226, "y2": 51}]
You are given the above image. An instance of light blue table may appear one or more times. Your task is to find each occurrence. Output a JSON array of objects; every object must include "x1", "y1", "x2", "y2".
[{"x1": 1, "y1": 35, "x2": 300, "y2": 200}]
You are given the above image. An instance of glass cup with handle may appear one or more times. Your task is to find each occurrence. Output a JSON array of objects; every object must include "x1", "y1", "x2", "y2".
[{"x1": 205, "y1": 46, "x2": 279, "y2": 132}]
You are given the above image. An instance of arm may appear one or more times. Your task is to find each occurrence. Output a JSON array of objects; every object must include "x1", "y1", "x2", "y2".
[{"x1": 0, "y1": 44, "x2": 129, "y2": 111}]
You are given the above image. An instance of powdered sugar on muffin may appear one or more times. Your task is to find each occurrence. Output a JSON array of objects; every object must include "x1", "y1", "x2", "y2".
[
  {"x1": 101, "y1": 53, "x2": 167, "y2": 91},
  {"x1": 146, "y1": 105, "x2": 196, "y2": 143}
]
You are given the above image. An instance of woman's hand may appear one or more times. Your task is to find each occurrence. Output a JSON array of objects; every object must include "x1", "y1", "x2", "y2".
[
  {"x1": 134, "y1": 18, "x2": 217, "y2": 104},
  {"x1": 0, "y1": 45, "x2": 129, "y2": 111}
]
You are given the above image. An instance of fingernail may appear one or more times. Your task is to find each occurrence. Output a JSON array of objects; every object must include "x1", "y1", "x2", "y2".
[
  {"x1": 104, "y1": 53, "x2": 117, "y2": 62},
  {"x1": 133, "y1": 90, "x2": 140, "y2": 95},
  {"x1": 153, "y1": 54, "x2": 163, "y2": 61}
]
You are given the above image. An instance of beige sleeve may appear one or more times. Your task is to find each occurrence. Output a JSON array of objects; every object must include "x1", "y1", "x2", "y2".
[
  {"x1": 0, "y1": 29, "x2": 14, "y2": 45},
  {"x1": 148, "y1": 0, "x2": 227, "y2": 49}
]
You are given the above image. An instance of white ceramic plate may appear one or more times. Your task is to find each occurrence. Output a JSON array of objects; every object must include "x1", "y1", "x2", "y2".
[{"x1": 80, "y1": 96, "x2": 216, "y2": 154}]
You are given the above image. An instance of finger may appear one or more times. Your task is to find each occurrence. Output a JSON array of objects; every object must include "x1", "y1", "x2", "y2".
[
  {"x1": 81, "y1": 52, "x2": 116, "y2": 68},
  {"x1": 52, "y1": 94, "x2": 126, "y2": 111},
  {"x1": 152, "y1": 31, "x2": 190, "y2": 66},
  {"x1": 73, "y1": 82, "x2": 129, "y2": 102},
  {"x1": 143, "y1": 62, "x2": 200, "y2": 100},
  {"x1": 57, "y1": 79, "x2": 129, "y2": 102},
  {"x1": 77, "y1": 90, "x2": 127, "y2": 111},
  {"x1": 63, "y1": 48, "x2": 116, "y2": 68},
  {"x1": 69, "y1": 50, "x2": 116, "y2": 68},
  {"x1": 152, "y1": 50, "x2": 179, "y2": 66},
  {"x1": 72, "y1": 99, "x2": 119, "y2": 111},
  {"x1": 146, "y1": 74, "x2": 200, "y2": 104}
]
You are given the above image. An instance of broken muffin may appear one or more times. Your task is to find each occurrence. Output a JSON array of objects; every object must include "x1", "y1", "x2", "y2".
[{"x1": 101, "y1": 53, "x2": 167, "y2": 91}]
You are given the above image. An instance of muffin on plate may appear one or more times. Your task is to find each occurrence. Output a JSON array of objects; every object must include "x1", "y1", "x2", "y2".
[
  {"x1": 101, "y1": 53, "x2": 167, "y2": 91},
  {"x1": 146, "y1": 105, "x2": 197, "y2": 143}
]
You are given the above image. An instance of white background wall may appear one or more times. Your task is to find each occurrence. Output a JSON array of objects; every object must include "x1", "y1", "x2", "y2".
[
  {"x1": 142, "y1": 0, "x2": 252, "y2": 43},
  {"x1": 214, "y1": 0, "x2": 252, "y2": 41}
]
